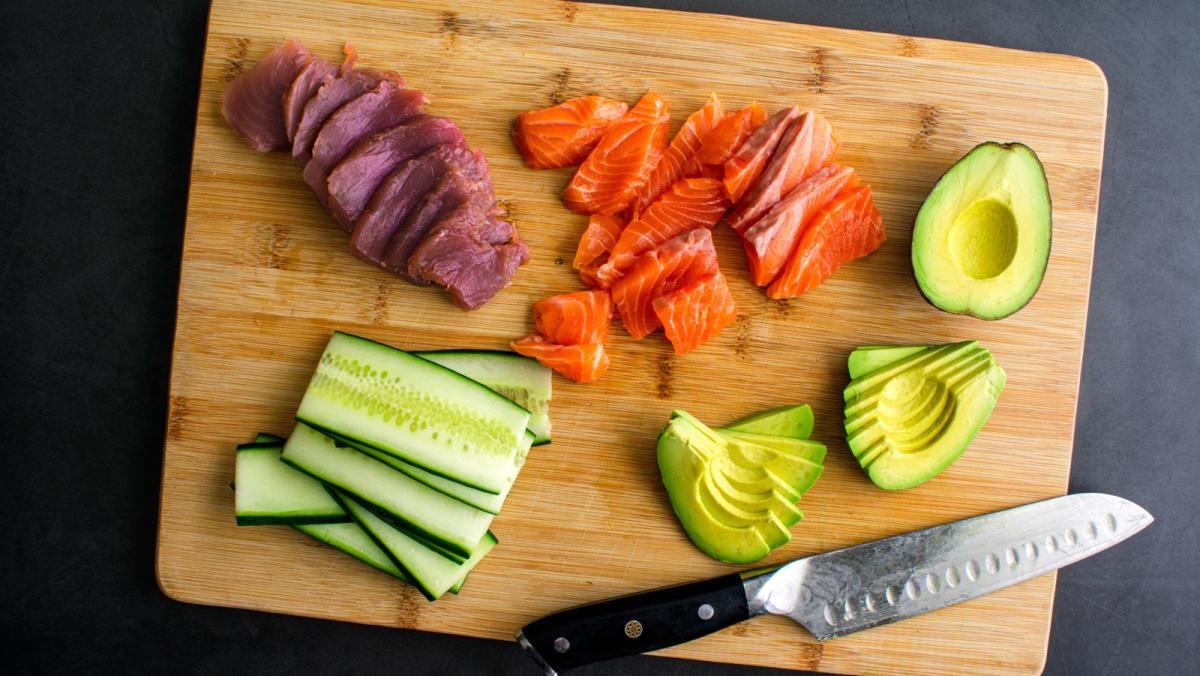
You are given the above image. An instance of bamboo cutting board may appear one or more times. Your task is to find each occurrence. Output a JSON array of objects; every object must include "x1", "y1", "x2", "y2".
[{"x1": 156, "y1": 0, "x2": 1108, "y2": 673}]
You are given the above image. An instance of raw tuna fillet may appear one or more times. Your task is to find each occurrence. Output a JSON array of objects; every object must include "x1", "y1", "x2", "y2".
[
  {"x1": 631, "y1": 93, "x2": 725, "y2": 215},
  {"x1": 351, "y1": 143, "x2": 477, "y2": 265},
  {"x1": 695, "y1": 102, "x2": 766, "y2": 165},
  {"x1": 326, "y1": 115, "x2": 464, "y2": 230},
  {"x1": 573, "y1": 213, "x2": 626, "y2": 288},
  {"x1": 728, "y1": 111, "x2": 839, "y2": 233},
  {"x1": 562, "y1": 91, "x2": 670, "y2": 215},
  {"x1": 222, "y1": 39, "x2": 312, "y2": 152},
  {"x1": 407, "y1": 204, "x2": 529, "y2": 310},
  {"x1": 767, "y1": 186, "x2": 885, "y2": 299},
  {"x1": 283, "y1": 56, "x2": 339, "y2": 143},
  {"x1": 291, "y1": 68, "x2": 401, "y2": 164},
  {"x1": 723, "y1": 105, "x2": 801, "y2": 204},
  {"x1": 380, "y1": 148, "x2": 493, "y2": 282},
  {"x1": 596, "y1": 177, "x2": 728, "y2": 287},
  {"x1": 513, "y1": 96, "x2": 629, "y2": 169},
  {"x1": 303, "y1": 81, "x2": 428, "y2": 227},
  {"x1": 653, "y1": 272, "x2": 736, "y2": 354},
  {"x1": 511, "y1": 336, "x2": 609, "y2": 383},
  {"x1": 533, "y1": 290, "x2": 613, "y2": 345},
  {"x1": 610, "y1": 228, "x2": 720, "y2": 340}
]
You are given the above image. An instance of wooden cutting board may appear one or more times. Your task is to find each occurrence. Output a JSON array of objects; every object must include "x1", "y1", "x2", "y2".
[{"x1": 156, "y1": 0, "x2": 1108, "y2": 673}]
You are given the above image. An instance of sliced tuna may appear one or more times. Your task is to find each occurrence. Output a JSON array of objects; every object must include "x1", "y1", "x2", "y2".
[
  {"x1": 283, "y1": 57, "x2": 339, "y2": 143},
  {"x1": 291, "y1": 68, "x2": 401, "y2": 164},
  {"x1": 303, "y1": 81, "x2": 428, "y2": 228},
  {"x1": 222, "y1": 39, "x2": 312, "y2": 151},
  {"x1": 381, "y1": 148, "x2": 494, "y2": 281},
  {"x1": 326, "y1": 115, "x2": 464, "y2": 230},
  {"x1": 407, "y1": 204, "x2": 529, "y2": 310},
  {"x1": 350, "y1": 143, "x2": 476, "y2": 264}
]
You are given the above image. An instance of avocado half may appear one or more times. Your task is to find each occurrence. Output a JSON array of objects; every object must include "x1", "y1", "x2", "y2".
[
  {"x1": 844, "y1": 342, "x2": 1005, "y2": 490},
  {"x1": 912, "y1": 142, "x2": 1051, "y2": 320}
]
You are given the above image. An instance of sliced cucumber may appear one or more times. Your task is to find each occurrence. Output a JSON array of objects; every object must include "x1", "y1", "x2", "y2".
[
  {"x1": 292, "y1": 522, "x2": 407, "y2": 581},
  {"x1": 280, "y1": 423, "x2": 494, "y2": 558},
  {"x1": 234, "y1": 442, "x2": 348, "y2": 525},
  {"x1": 255, "y1": 432, "x2": 285, "y2": 443},
  {"x1": 417, "y1": 350, "x2": 552, "y2": 445},
  {"x1": 336, "y1": 490, "x2": 496, "y2": 600},
  {"x1": 354, "y1": 429, "x2": 535, "y2": 514},
  {"x1": 296, "y1": 332, "x2": 530, "y2": 494}
]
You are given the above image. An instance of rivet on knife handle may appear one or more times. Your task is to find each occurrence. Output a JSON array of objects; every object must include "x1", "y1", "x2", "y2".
[{"x1": 516, "y1": 573, "x2": 749, "y2": 674}]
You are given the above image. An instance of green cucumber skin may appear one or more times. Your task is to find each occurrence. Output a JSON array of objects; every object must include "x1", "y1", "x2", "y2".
[
  {"x1": 280, "y1": 451, "x2": 475, "y2": 560},
  {"x1": 291, "y1": 523, "x2": 409, "y2": 583},
  {"x1": 279, "y1": 424, "x2": 493, "y2": 558},
  {"x1": 236, "y1": 514, "x2": 350, "y2": 527}
]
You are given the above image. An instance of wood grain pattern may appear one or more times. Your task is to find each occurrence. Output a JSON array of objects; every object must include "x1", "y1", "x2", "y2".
[{"x1": 156, "y1": 1, "x2": 1108, "y2": 673}]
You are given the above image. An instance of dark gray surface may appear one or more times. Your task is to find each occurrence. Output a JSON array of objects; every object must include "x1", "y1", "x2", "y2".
[{"x1": 1, "y1": 0, "x2": 1196, "y2": 673}]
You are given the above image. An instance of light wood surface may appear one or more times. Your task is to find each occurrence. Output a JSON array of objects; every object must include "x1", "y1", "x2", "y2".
[{"x1": 156, "y1": 1, "x2": 1108, "y2": 673}]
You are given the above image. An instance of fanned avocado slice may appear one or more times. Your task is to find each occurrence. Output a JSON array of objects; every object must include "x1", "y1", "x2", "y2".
[
  {"x1": 719, "y1": 405, "x2": 814, "y2": 439},
  {"x1": 844, "y1": 341, "x2": 1006, "y2": 490},
  {"x1": 912, "y1": 142, "x2": 1051, "y2": 320},
  {"x1": 717, "y1": 430, "x2": 827, "y2": 465},
  {"x1": 657, "y1": 411, "x2": 824, "y2": 564},
  {"x1": 847, "y1": 345, "x2": 931, "y2": 380}
]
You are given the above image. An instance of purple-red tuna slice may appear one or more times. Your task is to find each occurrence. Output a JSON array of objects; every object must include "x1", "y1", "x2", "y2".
[
  {"x1": 291, "y1": 68, "x2": 402, "y2": 164},
  {"x1": 302, "y1": 81, "x2": 428, "y2": 225},
  {"x1": 222, "y1": 39, "x2": 312, "y2": 151},
  {"x1": 326, "y1": 115, "x2": 464, "y2": 230},
  {"x1": 408, "y1": 204, "x2": 529, "y2": 310},
  {"x1": 282, "y1": 57, "x2": 338, "y2": 143},
  {"x1": 381, "y1": 150, "x2": 494, "y2": 282},
  {"x1": 350, "y1": 143, "x2": 480, "y2": 265}
]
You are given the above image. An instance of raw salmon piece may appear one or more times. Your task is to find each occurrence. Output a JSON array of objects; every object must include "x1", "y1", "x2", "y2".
[
  {"x1": 653, "y1": 272, "x2": 737, "y2": 354},
  {"x1": 513, "y1": 96, "x2": 629, "y2": 169},
  {"x1": 728, "y1": 111, "x2": 840, "y2": 233},
  {"x1": 596, "y1": 178, "x2": 729, "y2": 287},
  {"x1": 562, "y1": 91, "x2": 670, "y2": 215},
  {"x1": 631, "y1": 93, "x2": 724, "y2": 215},
  {"x1": 573, "y1": 213, "x2": 626, "y2": 272},
  {"x1": 511, "y1": 335, "x2": 609, "y2": 383},
  {"x1": 533, "y1": 290, "x2": 613, "y2": 345},
  {"x1": 723, "y1": 106, "x2": 801, "y2": 204},
  {"x1": 695, "y1": 103, "x2": 766, "y2": 166},
  {"x1": 768, "y1": 186, "x2": 885, "y2": 299},
  {"x1": 610, "y1": 228, "x2": 720, "y2": 339},
  {"x1": 742, "y1": 164, "x2": 858, "y2": 286}
]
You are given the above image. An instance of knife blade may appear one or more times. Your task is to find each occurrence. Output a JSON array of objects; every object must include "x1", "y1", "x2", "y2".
[{"x1": 516, "y1": 493, "x2": 1152, "y2": 674}]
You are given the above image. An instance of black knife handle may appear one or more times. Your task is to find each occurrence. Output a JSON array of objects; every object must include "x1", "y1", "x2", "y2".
[{"x1": 517, "y1": 573, "x2": 750, "y2": 674}]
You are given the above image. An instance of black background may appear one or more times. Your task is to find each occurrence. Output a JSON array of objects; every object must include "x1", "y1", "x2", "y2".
[{"x1": 2, "y1": 1, "x2": 1197, "y2": 674}]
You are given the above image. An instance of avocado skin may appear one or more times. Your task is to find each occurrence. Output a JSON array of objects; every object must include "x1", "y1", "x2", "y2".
[
  {"x1": 912, "y1": 141, "x2": 1052, "y2": 321},
  {"x1": 844, "y1": 341, "x2": 1006, "y2": 490}
]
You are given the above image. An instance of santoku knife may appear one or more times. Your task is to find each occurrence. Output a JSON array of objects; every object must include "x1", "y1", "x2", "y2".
[{"x1": 517, "y1": 493, "x2": 1151, "y2": 674}]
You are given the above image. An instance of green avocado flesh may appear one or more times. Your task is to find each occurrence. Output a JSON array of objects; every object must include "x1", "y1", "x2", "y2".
[
  {"x1": 719, "y1": 405, "x2": 814, "y2": 439},
  {"x1": 844, "y1": 341, "x2": 1005, "y2": 490},
  {"x1": 658, "y1": 410, "x2": 825, "y2": 564},
  {"x1": 912, "y1": 142, "x2": 1051, "y2": 320}
]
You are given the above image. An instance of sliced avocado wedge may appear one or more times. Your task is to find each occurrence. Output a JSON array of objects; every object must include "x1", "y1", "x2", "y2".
[
  {"x1": 844, "y1": 341, "x2": 1005, "y2": 490},
  {"x1": 847, "y1": 345, "x2": 931, "y2": 380},
  {"x1": 717, "y1": 430, "x2": 827, "y2": 465},
  {"x1": 720, "y1": 405, "x2": 814, "y2": 439},
  {"x1": 912, "y1": 142, "x2": 1051, "y2": 320},
  {"x1": 657, "y1": 410, "x2": 825, "y2": 564}
]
